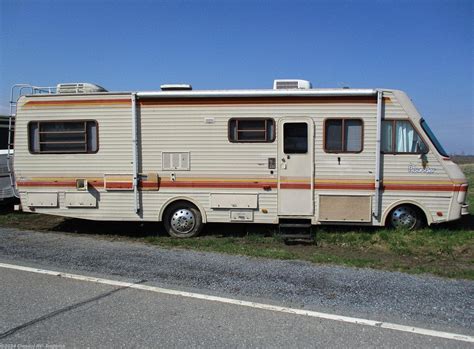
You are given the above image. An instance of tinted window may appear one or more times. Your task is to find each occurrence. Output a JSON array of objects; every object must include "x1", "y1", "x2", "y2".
[
  {"x1": 229, "y1": 118, "x2": 275, "y2": 142},
  {"x1": 0, "y1": 118, "x2": 13, "y2": 149},
  {"x1": 420, "y1": 120, "x2": 448, "y2": 157},
  {"x1": 29, "y1": 120, "x2": 98, "y2": 154},
  {"x1": 0, "y1": 128, "x2": 8, "y2": 149},
  {"x1": 325, "y1": 119, "x2": 363, "y2": 152},
  {"x1": 284, "y1": 123, "x2": 307, "y2": 153},
  {"x1": 325, "y1": 120, "x2": 342, "y2": 151}
]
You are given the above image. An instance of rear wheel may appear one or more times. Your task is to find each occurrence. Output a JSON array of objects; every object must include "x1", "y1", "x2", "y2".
[
  {"x1": 388, "y1": 205, "x2": 424, "y2": 230},
  {"x1": 163, "y1": 202, "x2": 203, "y2": 238}
]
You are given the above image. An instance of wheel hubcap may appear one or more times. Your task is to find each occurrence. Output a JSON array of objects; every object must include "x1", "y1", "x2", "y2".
[
  {"x1": 171, "y1": 209, "x2": 195, "y2": 234},
  {"x1": 391, "y1": 206, "x2": 417, "y2": 229}
]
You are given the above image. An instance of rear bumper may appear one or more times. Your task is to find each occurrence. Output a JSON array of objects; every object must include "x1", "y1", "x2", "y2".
[{"x1": 461, "y1": 204, "x2": 470, "y2": 216}]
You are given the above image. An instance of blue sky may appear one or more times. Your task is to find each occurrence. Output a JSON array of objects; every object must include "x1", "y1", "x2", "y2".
[{"x1": 1, "y1": 0, "x2": 472, "y2": 153}]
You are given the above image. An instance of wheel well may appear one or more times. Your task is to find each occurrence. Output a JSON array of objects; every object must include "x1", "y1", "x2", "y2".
[
  {"x1": 159, "y1": 198, "x2": 207, "y2": 223},
  {"x1": 382, "y1": 201, "x2": 430, "y2": 226}
]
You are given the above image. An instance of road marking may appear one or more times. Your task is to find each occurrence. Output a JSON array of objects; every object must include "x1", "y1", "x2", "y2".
[{"x1": 0, "y1": 262, "x2": 472, "y2": 343}]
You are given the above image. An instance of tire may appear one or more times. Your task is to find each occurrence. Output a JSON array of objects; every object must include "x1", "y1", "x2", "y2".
[
  {"x1": 388, "y1": 205, "x2": 424, "y2": 230},
  {"x1": 163, "y1": 202, "x2": 203, "y2": 238}
]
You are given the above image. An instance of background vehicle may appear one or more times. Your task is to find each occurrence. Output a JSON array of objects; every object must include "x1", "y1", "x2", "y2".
[{"x1": 0, "y1": 115, "x2": 16, "y2": 204}]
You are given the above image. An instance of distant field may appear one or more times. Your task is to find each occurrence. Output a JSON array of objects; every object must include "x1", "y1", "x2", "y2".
[
  {"x1": 451, "y1": 155, "x2": 474, "y2": 165},
  {"x1": 0, "y1": 159, "x2": 472, "y2": 280}
]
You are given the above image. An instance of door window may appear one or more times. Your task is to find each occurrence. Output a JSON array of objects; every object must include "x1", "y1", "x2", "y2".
[{"x1": 283, "y1": 123, "x2": 307, "y2": 154}]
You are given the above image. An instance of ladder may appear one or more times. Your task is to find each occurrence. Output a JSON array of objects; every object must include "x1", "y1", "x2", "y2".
[{"x1": 7, "y1": 84, "x2": 56, "y2": 198}]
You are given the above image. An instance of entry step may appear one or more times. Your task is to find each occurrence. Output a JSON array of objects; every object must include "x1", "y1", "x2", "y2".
[
  {"x1": 278, "y1": 222, "x2": 313, "y2": 242},
  {"x1": 279, "y1": 223, "x2": 312, "y2": 229}
]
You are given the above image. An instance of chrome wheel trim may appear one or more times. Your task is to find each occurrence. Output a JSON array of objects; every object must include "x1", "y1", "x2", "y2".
[
  {"x1": 170, "y1": 209, "x2": 195, "y2": 234},
  {"x1": 390, "y1": 206, "x2": 418, "y2": 229}
]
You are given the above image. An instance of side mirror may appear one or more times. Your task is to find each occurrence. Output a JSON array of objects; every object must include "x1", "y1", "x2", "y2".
[{"x1": 419, "y1": 153, "x2": 428, "y2": 168}]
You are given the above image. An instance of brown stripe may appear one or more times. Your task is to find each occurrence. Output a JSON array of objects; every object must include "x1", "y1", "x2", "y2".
[
  {"x1": 17, "y1": 181, "x2": 77, "y2": 187},
  {"x1": 159, "y1": 181, "x2": 277, "y2": 189},
  {"x1": 105, "y1": 182, "x2": 133, "y2": 190},
  {"x1": 280, "y1": 183, "x2": 312, "y2": 189},
  {"x1": 140, "y1": 96, "x2": 383, "y2": 106}
]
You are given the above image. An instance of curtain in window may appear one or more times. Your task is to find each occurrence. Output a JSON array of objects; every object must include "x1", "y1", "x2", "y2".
[
  {"x1": 87, "y1": 122, "x2": 98, "y2": 152},
  {"x1": 325, "y1": 120, "x2": 342, "y2": 151},
  {"x1": 396, "y1": 121, "x2": 414, "y2": 152},
  {"x1": 381, "y1": 121, "x2": 393, "y2": 152},
  {"x1": 344, "y1": 120, "x2": 362, "y2": 151},
  {"x1": 29, "y1": 123, "x2": 40, "y2": 152}
]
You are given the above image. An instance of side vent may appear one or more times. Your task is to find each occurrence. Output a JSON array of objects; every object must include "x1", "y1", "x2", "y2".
[
  {"x1": 162, "y1": 152, "x2": 190, "y2": 171},
  {"x1": 273, "y1": 79, "x2": 312, "y2": 90},
  {"x1": 57, "y1": 83, "x2": 108, "y2": 94}
]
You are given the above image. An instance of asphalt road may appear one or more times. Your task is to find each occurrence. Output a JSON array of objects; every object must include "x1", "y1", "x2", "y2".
[{"x1": 0, "y1": 227, "x2": 473, "y2": 348}]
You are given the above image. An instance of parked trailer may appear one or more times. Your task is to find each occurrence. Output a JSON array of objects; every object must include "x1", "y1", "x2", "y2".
[
  {"x1": 0, "y1": 115, "x2": 16, "y2": 203},
  {"x1": 12, "y1": 80, "x2": 469, "y2": 237}
]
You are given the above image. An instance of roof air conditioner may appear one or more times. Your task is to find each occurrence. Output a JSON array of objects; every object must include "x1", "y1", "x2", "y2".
[
  {"x1": 57, "y1": 83, "x2": 108, "y2": 94},
  {"x1": 160, "y1": 84, "x2": 193, "y2": 91},
  {"x1": 273, "y1": 79, "x2": 312, "y2": 90}
]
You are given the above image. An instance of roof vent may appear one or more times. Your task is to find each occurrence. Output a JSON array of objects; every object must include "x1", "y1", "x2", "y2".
[
  {"x1": 57, "y1": 83, "x2": 107, "y2": 94},
  {"x1": 160, "y1": 84, "x2": 192, "y2": 91},
  {"x1": 273, "y1": 79, "x2": 312, "y2": 90}
]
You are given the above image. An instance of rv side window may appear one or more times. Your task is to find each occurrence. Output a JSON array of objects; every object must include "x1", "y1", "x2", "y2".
[
  {"x1": 228, "y1": 118, "x2": 275, "y2": 142},
  {"x1": 29, "y1": 120, "x2": 98, "y2": 154},
  {"x1": 382, "y1": 120, "x2": 427, "y2": 154},
  {"x1": 324, "y1": 119, "x2": 363, "y2": 153}
]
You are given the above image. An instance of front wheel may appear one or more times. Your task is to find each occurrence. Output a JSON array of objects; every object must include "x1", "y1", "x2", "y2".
[
  {"x1": 388, "y1": 205, "x2": 424, "y2": 230},
  {"x1": 163, "y1": 202, "x2": 203, "y2": 238}
]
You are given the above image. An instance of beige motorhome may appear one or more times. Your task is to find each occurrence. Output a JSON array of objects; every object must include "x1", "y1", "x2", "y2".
[{"x1": 11, "y1": 80, "x2": 469, "y2": 238}]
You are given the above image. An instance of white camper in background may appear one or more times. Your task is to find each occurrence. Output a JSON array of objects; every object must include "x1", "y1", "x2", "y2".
[
  {"x1": 0, "y1": 116, "x2": 16, "y2": 202},
  {"x1": 11, "y1": 80, "x2": 468, "y2": 237}
]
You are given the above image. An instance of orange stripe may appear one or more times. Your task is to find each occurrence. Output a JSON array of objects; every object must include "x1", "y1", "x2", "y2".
[
  {"x1": 16, "y1": 180, "x2": 467, "y2": 192},
  {"x1": 25, "y1": 99, "x2": 131, "y2": 107},
  {"x1": 383, "y1": 184, "x2": 462, "y2": 192},
  {"x1": 316, "y1": 183, "x2": 375, "y2": 190}
]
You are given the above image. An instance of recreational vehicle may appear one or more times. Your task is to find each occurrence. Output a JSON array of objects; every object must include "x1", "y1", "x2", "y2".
[
  {"x1": 0, "y1": 115, "x2": 16, "y2": 202},
  {"x1": 10, "y1": 80, "x2": 469, "y2": 238}
]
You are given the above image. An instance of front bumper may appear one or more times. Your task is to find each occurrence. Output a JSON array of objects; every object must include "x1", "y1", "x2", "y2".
[{"x1": 461, "y1": 204, "x2": 470, "y2": 216}]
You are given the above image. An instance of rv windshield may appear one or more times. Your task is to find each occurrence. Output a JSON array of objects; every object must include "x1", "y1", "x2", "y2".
[{"x1": 420, "y1": 119, "x2": 449, "y2": 157}]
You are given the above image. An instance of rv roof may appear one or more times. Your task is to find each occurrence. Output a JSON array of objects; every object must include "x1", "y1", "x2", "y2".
[
  {"x1": 135, "y1": 88, "x2": 377, "y2": 98},
  {"x1": 23, "y1": 87, "x2": 379, "y2": 98}
]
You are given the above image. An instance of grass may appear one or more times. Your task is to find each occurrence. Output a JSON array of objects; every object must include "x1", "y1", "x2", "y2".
[{"x1": 0, "y1": 165, "x2": 473, "y2": 280}]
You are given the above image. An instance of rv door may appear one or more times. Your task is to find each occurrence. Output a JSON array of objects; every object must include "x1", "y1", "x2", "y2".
[{"x1": 277, "y1": 118, "x2": 314, "y2": 216}]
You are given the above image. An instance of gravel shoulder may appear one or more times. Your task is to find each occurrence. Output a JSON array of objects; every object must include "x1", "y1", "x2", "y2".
[{"x1": 0, "y1": 227, "x2": 473, "y2": 336}]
